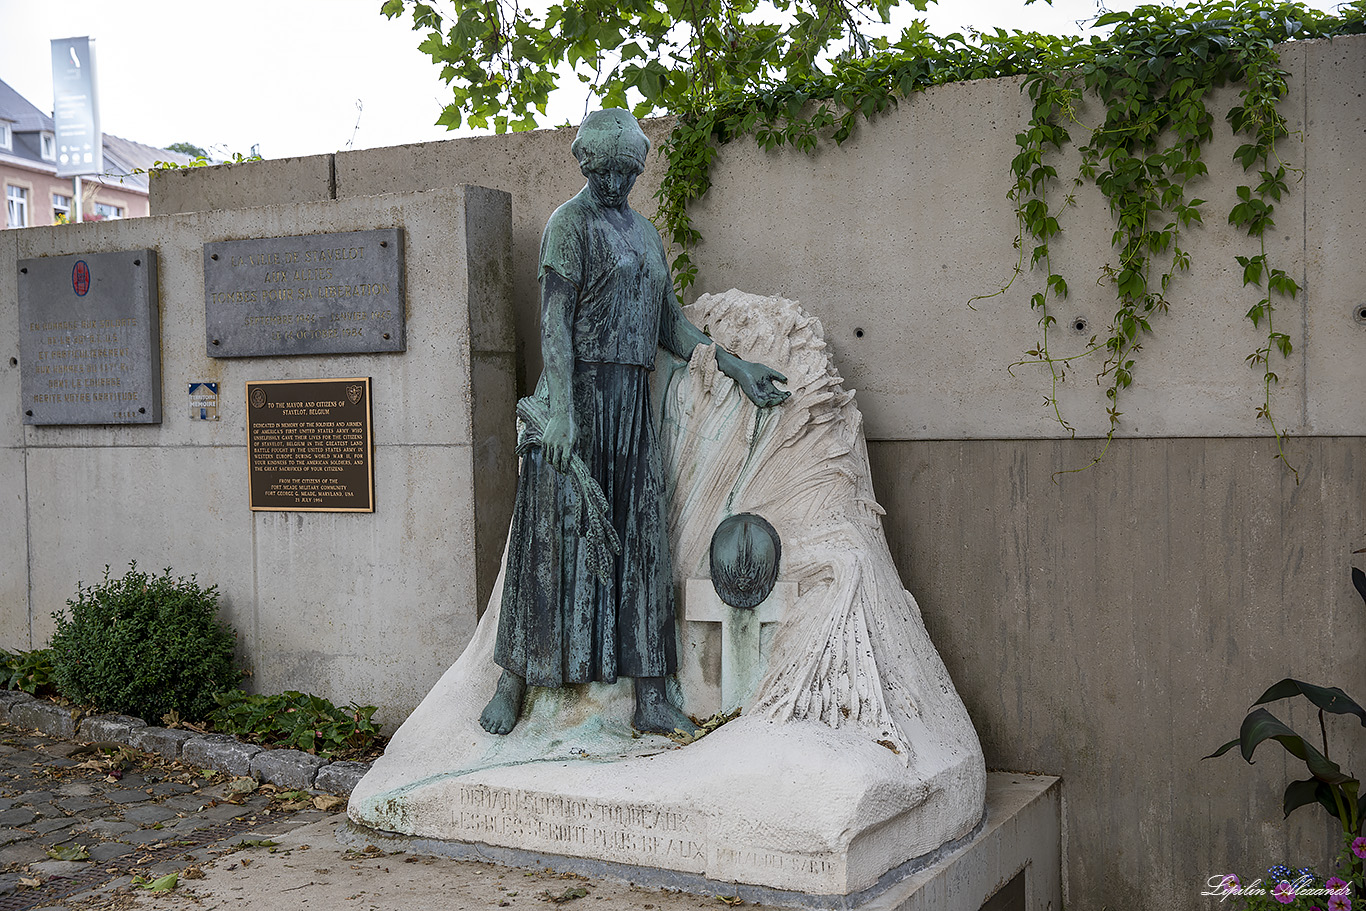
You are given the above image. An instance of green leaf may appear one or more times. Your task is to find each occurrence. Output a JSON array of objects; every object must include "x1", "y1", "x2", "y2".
[
  {"x1": 1281, "y1": 777, "x2": 1340, "y2": 820},
  {"x1": 134, "y1": 873, "x2": 178, "y2": 893},
  {"x1": 1227, "y1": 707, "x2": 1352, "y2": 786},
  {"x1": 1206, "y1": 738, "x2": 1240, "y2": 759},
  {"x1": 1252, "y1": 679, "x2": 1366, "y2": 726},
  {"x1": 45, "y1": 844, "x2": 90, "y2": 862}
]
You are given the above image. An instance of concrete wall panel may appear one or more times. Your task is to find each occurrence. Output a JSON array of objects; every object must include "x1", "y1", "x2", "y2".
[
  {"x1": 0, "y1": 448, "x2": 29, "y2": 647},
  {"x1": 0, "y1": 229, "x2": 19, "y2": 450},
  {"x1": 150, "y1": 154, "x2": 335, "y2": 217},
  {"x1": 869, "y1": 435, "x2": 1366, "y2": 911},
  {"x1": 24, "y1": 445, "x2": 253, "y2": 650},
  {"x1": 688, "y1": 54, "x2": 1322, "y2": 440},
  {"x1": 0, "y1": 229, "x2": 25, "y2": 647},
  {"x1": 1304, "y1": 36, "x2": 1366, "y2": 434},
  {"x1": 251, "y1": 444, "x2": 479, "y2": 726}
]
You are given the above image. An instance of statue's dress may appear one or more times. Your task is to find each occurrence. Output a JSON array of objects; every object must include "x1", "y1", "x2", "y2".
[{"x1": 494, "y1": 188, "x2": 677, "y2": 686}]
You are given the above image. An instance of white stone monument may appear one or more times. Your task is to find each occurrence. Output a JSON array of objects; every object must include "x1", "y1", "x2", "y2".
[{"x1": 348, "y1": 290, "x2": 986, "y2": 900}]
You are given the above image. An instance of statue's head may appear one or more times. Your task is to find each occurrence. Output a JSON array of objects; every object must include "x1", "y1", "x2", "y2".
[{"x1": 572, "y1": 109, "x2": 650, "y2": 176}]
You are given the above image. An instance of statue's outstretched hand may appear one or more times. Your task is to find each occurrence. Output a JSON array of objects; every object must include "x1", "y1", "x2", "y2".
[
  {"x1": 541, "y1": 411, "x2": 576, "y2": 473},
  {"x1": 729, "y1": 359, "x2": 790, "y2": 408}
]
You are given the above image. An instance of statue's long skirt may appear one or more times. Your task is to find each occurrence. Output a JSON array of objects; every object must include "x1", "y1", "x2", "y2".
[{"x1": 494, "y1": 362, "x2": 677, "y2": 687}]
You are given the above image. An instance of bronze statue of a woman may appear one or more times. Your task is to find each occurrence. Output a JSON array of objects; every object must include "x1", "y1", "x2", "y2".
[{"x1": 480, "y1": 109, "x2": 789, "y2": 736}]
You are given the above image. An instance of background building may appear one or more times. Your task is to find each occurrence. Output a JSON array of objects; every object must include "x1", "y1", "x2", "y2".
[{"x1": 1, "y1": 77, "x2": 188, "y2": 228}]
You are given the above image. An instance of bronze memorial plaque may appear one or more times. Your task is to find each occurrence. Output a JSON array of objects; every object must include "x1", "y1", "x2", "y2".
[{"x1": 246, "y1": 377, "x2": 374, "y2": 513}]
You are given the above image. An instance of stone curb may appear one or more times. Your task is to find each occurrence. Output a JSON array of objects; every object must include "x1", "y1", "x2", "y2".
[{"x1": 0, "y1": 695, "x2": 371, "y2": 796}]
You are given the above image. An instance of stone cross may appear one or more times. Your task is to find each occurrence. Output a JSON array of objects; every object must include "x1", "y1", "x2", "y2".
[{"x1": 684, "y1": 579, "x2": 797, "y2": 713}]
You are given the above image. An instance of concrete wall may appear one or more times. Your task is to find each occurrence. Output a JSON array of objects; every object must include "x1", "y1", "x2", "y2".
[
  {"x1": 0, "y1": 186, "x2": 516, "y2": 727},
  {"x1": 870, "y1": 436, "x2": 1365, "y2": 909},
  {"x1": 28, "y1": 30, "x2": 1366, "y2": 911},
  {"x1": 151, "y1": 37, "x2": 1366, "y2": 444}
]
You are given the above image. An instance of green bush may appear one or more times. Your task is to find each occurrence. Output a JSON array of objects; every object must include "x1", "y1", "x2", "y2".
[
  {"x1": 209, "y1": 690, "x2": 381, "y2": 758},
  {"x1": 0, "y1": 648, "x2": 55, "y2": 695},
  {"x1": 49, "y1": 563, "x2": 239, "y2": 721}
]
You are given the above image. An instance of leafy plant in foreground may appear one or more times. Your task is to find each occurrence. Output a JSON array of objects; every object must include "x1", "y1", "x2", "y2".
[
  {"x1": 1207, "y1": 678, "x2": 1365, "y2": 835},
  {"x1": 49, "y1": 563, "x2": 239, "y2": 722},
  {"x1": 0, "y1": 648, "x2": 55, "y2": 695},
  {"x1": 209, "y1": 690, "x2": 381, "y2": 758},
  {"x1": 1205, "y1": 566, "x2": 1366, "y2": 899}
]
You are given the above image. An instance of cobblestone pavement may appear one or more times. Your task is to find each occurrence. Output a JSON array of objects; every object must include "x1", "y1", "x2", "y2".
[
  {"x1": 0, "y1": 723, "x2": 343, "y2": 911},
  {"x1": 0, "y1": 724, "x2": 744, "y2": 911}
]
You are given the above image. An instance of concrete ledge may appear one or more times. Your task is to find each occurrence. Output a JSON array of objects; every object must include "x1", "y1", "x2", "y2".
[
  {"x1": 0, "y1": 695, "x2": 372, "y2": 796},
  {"x1": 251, "y1": 749, "x2": 325, "y2": 790},
  {"x1": 0, "y1": 691, "x2": 34, "y2": 724},
  {"x1": 315, "y1": 761, "x2": 371, "y2": 795},
  {"x1": 866, "y1": 773, "x2": 1061, "y2": 911},
  {"x1": 128, "y1": 725, "x2": 196, "y2": 759},
  {"x1": 342, "y1": 772, "x2": 1059, "y2": 911},
  {"x1": 148, "y1": 153, "x2": 336, "y2": 215},
  {"x1": 9, "y1": 700, "x2": 77, "y2": 739},
  {"x1": 77, "y1": 714, "x2": 146, "y2": 743},
  {"x1": 182, "y1": 734, "x2": 262, "y2": 776}
]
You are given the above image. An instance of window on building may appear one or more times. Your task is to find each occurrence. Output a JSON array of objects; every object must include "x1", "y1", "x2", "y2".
[
  {"x1": 0, "y1": 123, "x2": 11, "y2": 151},
  {"x1": 93, "y1": 202, "x2": 123, "y2": 220},
  {"x1": 52, "y1": 193, "x2": 71, "y2": 223},
  {"x1": 40, "y1": 133, "x2": 56, "y2": 161},
  {"x1": 6, "y1": 186, "x2": 29, "y2": 228}
]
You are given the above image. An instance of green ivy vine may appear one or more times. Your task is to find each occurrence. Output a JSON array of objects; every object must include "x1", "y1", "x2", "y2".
[{"x1": 652, "y1": 1, "x2": 1364, "y2": 479}]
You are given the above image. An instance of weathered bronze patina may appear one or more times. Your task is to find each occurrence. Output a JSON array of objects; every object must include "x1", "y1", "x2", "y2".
[
  {"x1": 709, "y1": 513, "x2": 782, "y2": 610},
  {"x1": 481, "y1": 109, "x2": 789, "y2": 736}
]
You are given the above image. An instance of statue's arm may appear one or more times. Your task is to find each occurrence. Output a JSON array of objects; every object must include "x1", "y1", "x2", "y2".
[
  {"x1": 659, "y1": 286, "x2": 790, "y2": 408},
  {"x1": 540, "y1": 270, "x2": 578, "y2": 472}
]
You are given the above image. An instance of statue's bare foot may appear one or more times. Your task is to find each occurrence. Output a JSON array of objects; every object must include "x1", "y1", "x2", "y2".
[
  {"x1": 480, "y1": 670, "x2": 526, "y2": 735},
  {"x1": 633, "y1": 676, "x2": 700, "y2": 736}
]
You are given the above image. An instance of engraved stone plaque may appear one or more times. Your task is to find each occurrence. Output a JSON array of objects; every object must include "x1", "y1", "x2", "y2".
[
  {"x1": 17, "y1": 249, "x2": 162, "y2": 425},
  {"x1": 247, "y1": 377, "x2": 374, "y2": 513},
  {"x1": 205, "y1": 229, "x2": 405, "y2": 357}
]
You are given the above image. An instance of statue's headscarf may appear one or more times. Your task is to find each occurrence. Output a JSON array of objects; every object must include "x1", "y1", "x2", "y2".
[{"x1": 571, "y1": 109, "x2": 650, "y2": 172}]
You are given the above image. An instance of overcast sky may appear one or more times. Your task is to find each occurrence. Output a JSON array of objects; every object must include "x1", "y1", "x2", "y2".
[{"x1": 0, "y1": 0, "x2": 1344, "y2": 160}]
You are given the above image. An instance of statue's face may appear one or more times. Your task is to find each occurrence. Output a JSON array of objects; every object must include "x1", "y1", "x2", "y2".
[{"x1": 582, "y1": 160, "x2": 640, "y2": 209}]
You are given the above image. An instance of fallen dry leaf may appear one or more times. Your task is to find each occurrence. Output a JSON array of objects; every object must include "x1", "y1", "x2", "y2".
[
  {"x1": 314, "y1": 794, "x2": 346, "y2": 811},
  {"x1": 542, "y1": 885, "x2": 589, "y2": 903}
]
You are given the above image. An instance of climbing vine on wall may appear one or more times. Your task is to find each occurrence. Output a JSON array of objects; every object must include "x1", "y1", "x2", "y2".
[
  {"x1": 653, "y1": 1, "x2": 1364, "y2": 479},
  {"x1": 395, "y1": 0, "x2": 1365, "y2": 477},
  {"x1": 992, "y1": 3, "x2": 1351, "y2": 479}
]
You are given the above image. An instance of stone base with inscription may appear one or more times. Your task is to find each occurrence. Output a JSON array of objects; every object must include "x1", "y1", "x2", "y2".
[
  {"x1": 348, "y1": 661, "x2": 981, "y2": 896},
  {"x1": 345, "y1": 773, "x2": 1060, "y2": 911},
  {"x1": 350, "y1": 291, "x2": 986, "y2": 897}
]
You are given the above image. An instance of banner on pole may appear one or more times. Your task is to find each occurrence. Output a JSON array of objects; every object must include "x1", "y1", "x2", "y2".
[{"x1": 50, "y1": 37, "x2": 102, "y2": 178}]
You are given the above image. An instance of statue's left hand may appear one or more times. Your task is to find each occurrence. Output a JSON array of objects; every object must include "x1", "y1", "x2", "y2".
[{"x1": 728, "y1": 358, "x2": 790, "y2": 408}]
